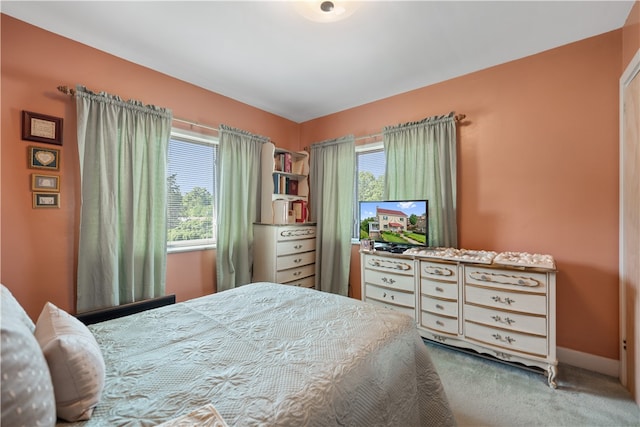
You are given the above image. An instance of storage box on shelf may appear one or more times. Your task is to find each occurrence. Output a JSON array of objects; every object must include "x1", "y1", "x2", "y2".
[
  {"x1": 260, "y1": 142, "x2": 309, "y2": 225},
  {"x1": 360, "y1": 247, "x2": 558, "y2": 388}
]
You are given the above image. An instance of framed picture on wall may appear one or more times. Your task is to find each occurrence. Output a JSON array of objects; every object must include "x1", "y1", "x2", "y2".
[
  {"x1": 33, "y1": 192, "x2": 60, "y2": 208},
  {"x1": 22, "y1": 111, "x2": 63, "y2": 145},
  {"x1": 31, "y1": 174, "x2": 60, "y2": 192},
  {"x1": 28, "y1": 146, "x2": 60, "y2": 171}
]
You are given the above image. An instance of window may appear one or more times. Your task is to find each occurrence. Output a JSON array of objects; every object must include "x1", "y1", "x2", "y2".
[
  {"x1": 353, "y1": 142, "x2": 385, "y2": 239},
  {"x1": 167, "y1": 129, "x2": 218, "y2": 251}
]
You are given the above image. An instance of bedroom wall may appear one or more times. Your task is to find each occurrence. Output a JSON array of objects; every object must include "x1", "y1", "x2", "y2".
[
  {"x1": 622, "y1": 1, "x2": 640, "y2": 70},
  {"x1": 0, "y1": 15, "x2": 300, "y2": 319},
  {"x1": 300, "y1": 30, "x2": 622, "y2": 361}
]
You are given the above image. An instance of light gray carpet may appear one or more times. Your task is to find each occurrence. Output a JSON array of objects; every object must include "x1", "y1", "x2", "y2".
[{"x1": 425, "y1": 340, "x2": 640, "y2": 426}]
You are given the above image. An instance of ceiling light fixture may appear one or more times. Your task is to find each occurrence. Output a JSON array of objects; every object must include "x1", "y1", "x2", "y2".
[{"x1": 294, "y1": 1, "x2": 362, "y2": 23}]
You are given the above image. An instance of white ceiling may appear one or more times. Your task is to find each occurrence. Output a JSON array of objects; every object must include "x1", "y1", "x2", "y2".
[{"x1": 1, "y1": 1, "x2": 635, "y2": 123}]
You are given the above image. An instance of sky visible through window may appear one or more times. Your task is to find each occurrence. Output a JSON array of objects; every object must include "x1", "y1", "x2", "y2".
[{"x1": 168, "y1": 139, "x2": 215, "y2": 195}]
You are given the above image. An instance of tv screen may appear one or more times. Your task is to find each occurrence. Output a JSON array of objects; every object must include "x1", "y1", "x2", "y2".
[{"x1": 359, "y1": 200, "x2": 428, "y2": 252}]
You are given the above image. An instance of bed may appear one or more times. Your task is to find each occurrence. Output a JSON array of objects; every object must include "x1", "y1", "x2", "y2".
[{"x1": 1, "y1": 282, "x2": 455, "y2": 426}]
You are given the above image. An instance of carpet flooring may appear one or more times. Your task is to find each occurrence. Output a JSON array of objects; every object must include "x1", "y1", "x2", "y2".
[{"x1": 425, "y1": 340, "x2": 640, "y2": 426}]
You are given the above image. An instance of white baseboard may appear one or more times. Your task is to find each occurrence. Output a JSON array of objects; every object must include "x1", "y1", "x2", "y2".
[{"x1": 558, "y1": 346, "x2": 619, "y2": 378}]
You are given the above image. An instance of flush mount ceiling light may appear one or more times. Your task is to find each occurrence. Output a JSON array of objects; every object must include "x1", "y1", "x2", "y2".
[{"x1": 294, "y1": 1, "x2": 362, "y2": 23}]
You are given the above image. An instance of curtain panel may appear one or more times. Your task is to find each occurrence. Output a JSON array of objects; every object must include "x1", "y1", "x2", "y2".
[
  {"x1": 383, "y1": 113, "x2": 457, "y2": 248},
  {"x1": 75, "y1": 85, "x2": 172, "y2": 312},
  {"x1": 216, "y1": 125, "x2": 268, "y2": 291},
  {"x1": 310, "y1": 136, "x2": 356, "y2": 295}
]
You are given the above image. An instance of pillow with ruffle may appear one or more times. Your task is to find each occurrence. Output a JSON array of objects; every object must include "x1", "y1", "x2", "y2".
[
  {"x1": 1, "y1": 287, "x2": 56, "y2": 426},
  {"x1": 35, "y1": 302, "x2": 106, "y2": 422}
]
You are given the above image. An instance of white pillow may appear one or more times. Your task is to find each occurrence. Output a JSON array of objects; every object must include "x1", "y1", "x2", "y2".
[
  {"x1": 1, "y1": 291, "x2": 56, "y2": 426},
  {"x1": 1, "y1": 284, "x2": 36, "y2": 332},
  {"x1": 35, "y1": 302, "x2": 106, "y2": 422}
]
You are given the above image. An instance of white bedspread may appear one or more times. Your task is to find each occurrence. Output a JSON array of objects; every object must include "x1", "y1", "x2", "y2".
[{"x1": 62, "y1": 282, "x2": 454, "y2": 426}]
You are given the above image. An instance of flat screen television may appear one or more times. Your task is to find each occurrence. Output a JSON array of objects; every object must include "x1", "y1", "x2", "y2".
[{"x1": 358, "y1": 199, "x2": 428, "y2": 253}]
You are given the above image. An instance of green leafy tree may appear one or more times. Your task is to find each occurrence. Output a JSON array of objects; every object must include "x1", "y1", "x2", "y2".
[
  {"x1": 183, "y1": 187, "x2": 212, "y2": 217},
  {"x1": 358, "y1": 171, "x2": 384, "y2": 201},
  {"x1": 409, "y1": 214, "x2": 417, "y2": 226},
  {"x1": 167, "y1": 174, "x2": 183, "y2": 229}
]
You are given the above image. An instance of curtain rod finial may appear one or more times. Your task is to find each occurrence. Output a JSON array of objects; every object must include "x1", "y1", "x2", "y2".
[{"x1": 57, "y1": 85, "x2": 75, "y2": 96}]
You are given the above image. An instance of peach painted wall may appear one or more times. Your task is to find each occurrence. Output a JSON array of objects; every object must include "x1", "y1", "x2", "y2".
[
  {"x1": 1, "y1": 15, "x2": 299, "y2": 320},
  {"x1": 301, "y1": 30, "x2": 622, "y2": 360}
]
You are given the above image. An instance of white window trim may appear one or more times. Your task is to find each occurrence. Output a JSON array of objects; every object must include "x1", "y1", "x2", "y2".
[
  {"x1": 167, "y1": 128, "x2": 219, "y2": 254},
  {"x1": 352, "y1": 141, "x2": 385, "y2": 243}
]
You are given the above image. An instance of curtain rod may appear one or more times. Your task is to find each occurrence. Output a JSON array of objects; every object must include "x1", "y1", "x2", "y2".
[
  {"x1": 353, "y1": 113, "x2": 466, "y2": 142},
  {"x1": 57, "y1": 85, "x2": 219, "y2": 133},
  {"x1": 58, "y1": 86, "x2": 466, "y2": 145}
]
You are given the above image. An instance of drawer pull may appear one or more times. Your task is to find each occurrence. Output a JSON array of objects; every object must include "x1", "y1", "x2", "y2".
[
  {"x1": 436, "y1": 320, "x2": 445, "y2": 327},
  {"x1": 382, "y1": 292, "x2": 395, "y2": 301},
  {"x1": 294, "y1": 244, "x2": 302, "y2": 249},
  {"x1": 491, "y1": 296, "x2": 515, "y2": 305},
  {"x1": 492, "y1": 333, "x2": 516, "y2": 344},
  {"x1": 435, "y1": 304, "x2": 445, "y2": 310},
  {"x1": 435, "y1": 287, "x2": 444, "y2": 293},
  {"x1": 382, "y1": 277, "x2": 396, "y2": 285},
  {"x1": 293, "y1": 271, "x2": 302, "y2": 277},
  {"x1": 491, "y1": 315, "x2": 515, "y2": 325},
  {"x1": 294, "y1": 258, "x2": 302, "y2": 264}
]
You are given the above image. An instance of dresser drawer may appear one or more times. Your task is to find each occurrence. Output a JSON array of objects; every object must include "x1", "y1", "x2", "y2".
[
  {"x1": 276, "y1": 264, "x2": 315, "y2": 283},
  {"x1": 421, "y1": 312, "x2": 458, "y2": 335},
  {"x1": 283, "y1": 275, "x2": 315, "y2": 288},
  {"x1": 465, "y1": 266, "x2": 548, "y2": 294},
  {"x1": 465, "y1": 321, "x2": 547, "y2": 357},
  {"x1": 365, "y1": 284, "x2": 415, "y2": 309},
  {"x1": 464, "y1": 304, "x2": 546, "y2": 336},
  {"x1": 465, "y1": 285, "x2": 546, "y2": 316},
  {"x1": 364, "y1": 268, "x2": 414, "y2": 292},
  {"x1": 421, "y1": 278, "x2": 458, "y2": 300},
  {"x1": 421, "y1": 295, "x2": 458, "y2": 317},
  {"x1": 366, "y1": 298, "x2": 415, "y2": 318},
  {"x1": 420, "y1": 260, "x2": 458, "y2": 281},
  {"x1": 277, "y1": 251, "x2": 315, "y2": 270},
  {"x1": 364, "y1": 256, "x2": 416, "y2": 275},
  {"x1": 277, "y1": 238, "x2": 315, "y2": 256},
  {"x1": 277, "y1": 226, "x2": 316, "y2": 241}
]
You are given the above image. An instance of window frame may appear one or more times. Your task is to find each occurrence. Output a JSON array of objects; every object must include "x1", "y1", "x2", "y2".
[
  {"x1": 352, "y1": 141, "x2": 385, "y2": 242},
  {"x1": 166, "y1": 128, "x2": 219, "y2": 254}
]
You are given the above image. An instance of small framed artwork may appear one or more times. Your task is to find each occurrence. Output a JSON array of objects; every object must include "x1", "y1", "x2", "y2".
[
  {"x1": 31, "y1": 174, "x2": 60, "y2": 192},
  {"x1": 360, "y1": 239, "x2": 375, "y2": 252},
  {"x1": 22, "y1": 111, "x2": 63, "y2": 145},
  {"x1": 33, "y1": 192, "x2": 60, "y2": 209},
  {"x1": 28, "y1": 146, "x2": 60, "y2": 171}
]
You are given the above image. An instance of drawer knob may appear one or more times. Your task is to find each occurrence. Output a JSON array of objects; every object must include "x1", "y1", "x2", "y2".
[
  {"x1": 491, "y1": 296, "x2": 515, "y2": 305},
  {"x1": 436, "y1": 320, "x2": 445, "y2": 327},
  {"x1": 492, "y1": 333, "x2": 516, "y2": 344},
  {"x1": 294, "y1": 244, "x2": 302, "y2": 249},
  {"x1": 435, "y1": 287, "x2": 444, "y2": 292},
  {"x1": 293, "y1": 271, "x2": 301, "y2": 276},
  {"x1": 294, "y1": 258, "x2": 302, "y2": 264},
  {"x1": 491, "y1": 315, "x2": 515, "y2": 325},
  {"x1": 382, "y1": 277, "x2": 396, "y2": 285},
  {"x1": 382, "y1": 292, "x2": 395, "y2": 301},
  {"x1": 436, "y1": 304, "x2": 445, "y2": 310}
]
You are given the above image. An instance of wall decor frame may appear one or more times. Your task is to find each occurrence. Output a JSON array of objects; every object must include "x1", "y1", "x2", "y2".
[
  {"x1": 28, "y1": 146, "x2": 60, "y2": 171},
  {"x1": 22, "y1": 111, "x2": 63, "y2": 145},
  {"x1": 31, "y1": 173, "x2": 60, "y2": 192},
  {"x1": 33, "y1": 192, "x2": 60, "y2": 208}
]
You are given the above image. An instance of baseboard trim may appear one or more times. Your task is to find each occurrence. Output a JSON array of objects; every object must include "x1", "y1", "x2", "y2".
[{"x1": 558, "y1": 346, "x2": 619, "y2": 378}]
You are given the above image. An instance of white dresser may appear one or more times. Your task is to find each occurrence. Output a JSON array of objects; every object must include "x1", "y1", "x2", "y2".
[
  {"x1": 361, "y1": 249, "x2": 558, "y2": 388},
  {"x1": 253, "y1": 223, "x2": 316, "y2": 288}
]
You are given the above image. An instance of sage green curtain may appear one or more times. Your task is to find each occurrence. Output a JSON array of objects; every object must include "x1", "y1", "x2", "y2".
[
  {"x1": 75, "y1": 85, "x2": 172, "y2": 312},
  {"x1": 309, "y1": 136, "x2": 355, "y2": 295},
  {"x1": 383, "y1": 113, "x2": 457, "y2": 248},
  {"x1": 216, "y1": 125, "x2": 268, "y2": 291}
]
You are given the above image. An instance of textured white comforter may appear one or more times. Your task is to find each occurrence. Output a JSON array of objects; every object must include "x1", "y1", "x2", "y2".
[{"x1": 62, "y1": 282, "x2": 454, "y2": 426}]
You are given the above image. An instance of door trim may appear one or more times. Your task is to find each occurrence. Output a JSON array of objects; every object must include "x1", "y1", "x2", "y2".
[{"x1": 619, "y1": 48, "x2": 640, "y2": 387}]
